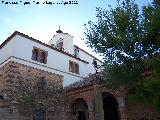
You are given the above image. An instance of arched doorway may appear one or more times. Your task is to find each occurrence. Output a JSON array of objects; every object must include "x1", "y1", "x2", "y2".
[
  {"x1": 103, "y1": 93, "x2": 119, "y2": 120},
  {"x1": 72, "y1": 98, "x2": 88, "y2": 120}
]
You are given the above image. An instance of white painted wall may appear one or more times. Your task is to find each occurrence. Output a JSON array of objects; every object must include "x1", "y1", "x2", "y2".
[
  {"x1": 0, "y1": 57, "x2": 83, "y2": 86},
  {"x1": 78, "y1": 48, "x2": 102, "y2": 73},
  {"x1": 49, "y1": 33, "x2": 74, "y2": 55},
  {"x1": 0, "y1": 33, "x2": 102, "y2": 86},
  {"x1": 48, "y1": 32, "x2": 102, "y2": 74},
  {"x1": 0, "y1": 36, "x2": 16, "y2": 63}
]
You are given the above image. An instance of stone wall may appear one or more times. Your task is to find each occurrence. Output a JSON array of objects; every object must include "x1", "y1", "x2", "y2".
[
  {"x1": 0, "y1": 61, "x2": 158, "y2": 120},
  {"x1": 68, "y1": 86, "x2": 95, "y2": 120},
  {"x1": 0, "y1": 108, "x2": 13, "y2": 120},
  {"x1": 0, "y1": 61, "x2": 64, "y2": 120},
  {"x1": 67, "y1": 84, "x2": 127, "y2": 120}
]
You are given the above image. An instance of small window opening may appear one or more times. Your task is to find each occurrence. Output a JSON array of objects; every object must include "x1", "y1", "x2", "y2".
[
  {"x1": 75, "y1": 63, "x2": 79, "y2": 74},
  {"x1": 40, "y1": 52, "x2": 46, "y2": 63},
  {"x1": 32, "y1": 48, "x2": 38, "y2": 61},
  {"x1": 69, "y1": 61, "x2": 74, "y2": 72},
  {"x1": 74, "y1": 47, "x2": 79, "y2": 58}
]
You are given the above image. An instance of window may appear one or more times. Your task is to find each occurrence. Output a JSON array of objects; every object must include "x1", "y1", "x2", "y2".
[
  {"x1": 57, "y1": 38, "x2": 63, "y2": 51},
  {"x1": 40, "y1": 51, "x2": 47, "y2": 64},
  {"x1": 69, "y1": 60, "x2": 79, "y2": 74},
  {"x1": 32, "y1": 47, "x2": 48, "y2": 64},
  {"x1": 58, "y1": 42, "x2": 63, "y2": 51},
  {"x1": 40, "y1": 52, "x2": 45, "y2": 63},
  {"x1": 74, "y1": 47, "x2": 79, "y2": 58},
  {"x1": 75, "y1": 63, "x2": 79, "y2": 74},
  {"x1": 32, "y1": 48, "x2": 39, "y2": 61},
  {"x1": 69, "y1": 61, "x2": 74, "y2": 72}
]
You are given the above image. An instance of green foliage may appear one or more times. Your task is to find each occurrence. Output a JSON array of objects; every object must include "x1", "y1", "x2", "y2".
[
  {"x1": 127, "y1": 77, "x2": 160, "y2": 111},
  {"x1": 84, "y1": 0, "x2": 160, "y2": 111},
  {"x1": 102, "y1": 60, "x2": 144, "y2": 89},
  {"x1": 14, "y1": 77, "x2": 67, "y2": 117},
  {"x1": 16, "y1": 90, "x2": 35, "y2": 115},
  {"x1": 85, "y1": 0, "x2": 160, "y2": 63}
]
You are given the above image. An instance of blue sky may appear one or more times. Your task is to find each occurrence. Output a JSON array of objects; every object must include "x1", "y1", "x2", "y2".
[{"x1": 0, "y1": 0, "x2": 152, "y2": 59}]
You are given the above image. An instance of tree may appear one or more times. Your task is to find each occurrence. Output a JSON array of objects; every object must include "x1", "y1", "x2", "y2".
[
  {"x1": 84, "y1": 0, "x2": 160, "y2": 111},
  {"x1": 13, "y1": 77, "x2": 68, "y2": 120}
]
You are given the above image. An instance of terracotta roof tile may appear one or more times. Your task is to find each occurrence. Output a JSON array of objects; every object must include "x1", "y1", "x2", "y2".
[{"x1": 65, "y1": 73, "x2": 104, "y2": 91}]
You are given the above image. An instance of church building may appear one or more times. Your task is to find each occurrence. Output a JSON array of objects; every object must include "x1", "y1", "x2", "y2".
[
  {"x1": 0, "y1": 29, "x2": 158, "y2": 120},
  {"x1": 0, "y1": 29, "x2": 102, "y2": 87}
]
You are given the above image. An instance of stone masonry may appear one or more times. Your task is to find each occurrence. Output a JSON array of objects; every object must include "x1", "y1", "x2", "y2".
[
  {"x1": 65, "y1": 74, "x2": 159, "y2": 120},
  {"x1": 0, "y1": 61, "x2": 63, "y2": 120},
  {"x1": 0, "y1": 62, "x2": 159, "y2": 120}
]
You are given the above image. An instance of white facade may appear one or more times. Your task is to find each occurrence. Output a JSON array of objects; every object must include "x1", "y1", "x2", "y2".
[
  {"x1": 49, "y1": 33, "x2": 74, "y2": 55},
  {"x1": 0, "y1": 31, "x2": 102, "y2": 86}
]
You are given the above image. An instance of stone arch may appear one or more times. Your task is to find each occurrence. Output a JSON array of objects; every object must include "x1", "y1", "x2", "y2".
[
  {"x1": 71, "y1": 98, "x2": 88, "y2": 120},
  {"x1": 102, "y1": 92, "x2": 120, "y2": 120}
]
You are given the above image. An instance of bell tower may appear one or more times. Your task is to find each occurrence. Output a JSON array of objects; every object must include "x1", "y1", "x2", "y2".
[{"x1": 48, "y1": 27, "x2": 74, "y2": 55}]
